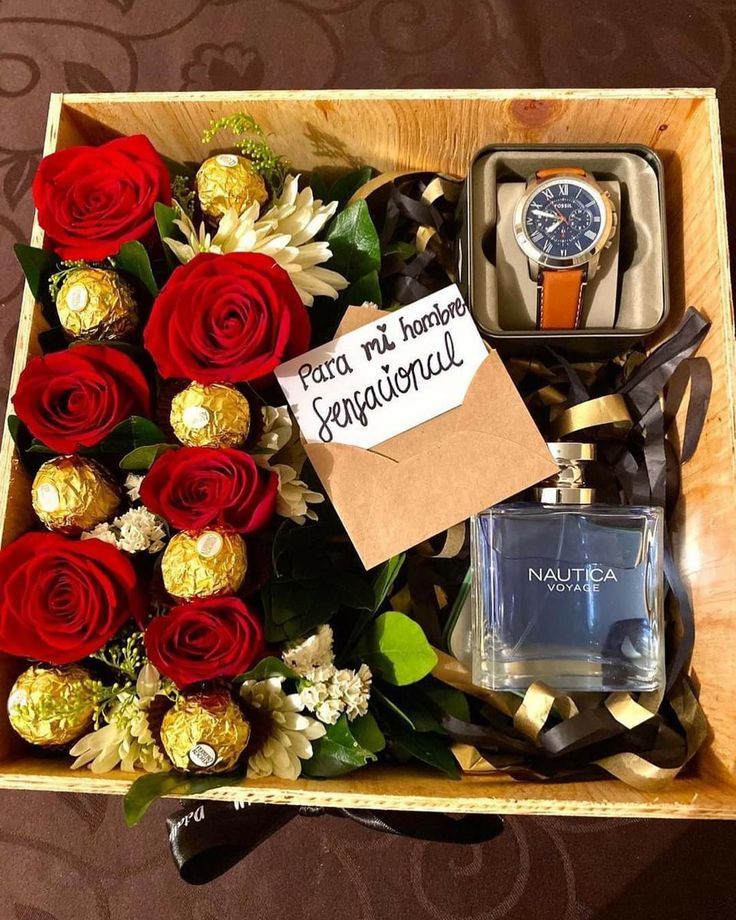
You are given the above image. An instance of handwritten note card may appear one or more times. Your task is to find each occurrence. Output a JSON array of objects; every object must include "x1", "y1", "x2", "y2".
[{"x1": 275, "y1": 285, "x2": 488, "y2": 449}]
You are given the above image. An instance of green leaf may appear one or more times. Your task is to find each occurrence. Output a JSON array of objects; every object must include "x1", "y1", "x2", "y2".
[
  {"x1": 355, "y1": 611, "x2": 437, "y2": 686},
  {"x1": 325, "y1": 200, "x2": 380, "y2": 281},
  {"x1": 391, "y1": 729, "x2": 460, "y2": 779},
  {"x1": 344, "y1": 270, "x2": 382, "y2": 308},
  {"x1": 155, "y1": 201, "x2": 181, "y2": 271},
  {"x1": 383, "y1": 240, "x2": 417, "y2": 261},
  {"x1": 112, "y1": 240, "x2": 158, "y2": 296},
  {"x1": 123, "y1": 771, "x2": 243, "y2": 827},
  {"x1": 371, "y1": 684, "x2": 416, "y2": 730},
  {"x1": 27, "y1": 440, "x2": 55, "y2": 455},
  {"x1": 377, "y1": 684, "x2": 442, "y2": 733},
  {"x1": 327, "y1": 167, "x2": 374, "y2": 210},
  {"x1": 233, "y1": 656, "x2": 297, "y2": 683},
  {"x1": 350, "y1": 710, "x2": 385, "y2": 753},
  {"x1": 119, "y1": 443, "x2": 177, "y2": 471},
  {"x1": 419, "y1": 676, "x2": 471, "y2": 724},
  {"x1": 371, "y1": 553, "x2": 405, "y2": 612},
  {"x1": 302, "y1": 715, "x2": 376, "y2": 778},
  {"x1": 97, "y1": 416, "x2": 167, "y2": 454},
  {"x1": 13, "y1": 243, "x2": 58, "y2": 301},
  {"x1": 6, "y1": 415, "x2": 23, "y2": 450},
  {"x1": 309, "y1": 169, "x2": 331, "y2": 201}
]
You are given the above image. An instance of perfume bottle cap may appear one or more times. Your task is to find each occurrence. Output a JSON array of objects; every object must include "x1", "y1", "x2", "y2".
[{"x1": 535, "y1": 441, "x2": 596, "y2": 505}]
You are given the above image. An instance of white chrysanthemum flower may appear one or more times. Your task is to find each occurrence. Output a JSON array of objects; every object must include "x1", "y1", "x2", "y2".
[
  {"x1": 70, "y1": 662, "x2": 171, "y2": 774},
  {"x1": 240, "y1": 677, "x2": 325, "y2": 780},
  {"x1": 165, "y1": 174, "x2": 349, "y2": 306},
  {"x1": 270, "y1": 462, "x2": 324, "y2": 525},
  {"x1": 283, "y1": 624, "x2": 334, "y2": 676},
  {"x1": 255, "y1": 406, "x2": 293, "y2": 462},
  {"x1": 124, "y1": 473, "x2": 144, "y2": 504}
]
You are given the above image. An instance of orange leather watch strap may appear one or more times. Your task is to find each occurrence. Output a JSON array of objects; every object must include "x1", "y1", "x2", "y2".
[
  {"x1": 538, "y1": 268, "x2": 586, "y2": 329},
  {"x1": 535, "y1": 167, "x2": 587, "y2": 180}
]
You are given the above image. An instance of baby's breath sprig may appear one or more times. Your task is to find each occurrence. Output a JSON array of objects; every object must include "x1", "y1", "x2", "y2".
[
  {"x1": 171, "y1": 174, "x2": 196, "y2": 218},
  {"x1": 91, "y1": 629, "x2": 145, "y2": 682},
  {"x1": 202, "y1": 113, "x2": 289, "y2": 194}
]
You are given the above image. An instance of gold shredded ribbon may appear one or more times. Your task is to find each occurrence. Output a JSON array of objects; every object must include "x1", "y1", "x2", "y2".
[{"x1": 549, "y1": 393, "x2": 633, "y2": 439}]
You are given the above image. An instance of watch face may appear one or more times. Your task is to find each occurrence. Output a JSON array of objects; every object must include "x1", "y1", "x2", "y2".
[{"x1": 521, "y1": 177, "x2": 606, "y2": 261}]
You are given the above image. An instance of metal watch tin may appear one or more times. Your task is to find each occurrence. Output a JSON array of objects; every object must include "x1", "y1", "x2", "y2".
[{"x1": 458, "y1": 143, "x2": 670, "y2": 359}]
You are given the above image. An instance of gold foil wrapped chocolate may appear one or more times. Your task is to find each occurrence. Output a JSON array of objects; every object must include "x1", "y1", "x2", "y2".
[
  {"x1": 160, "y1": 688, "x2": 250, "y2": 773},
  {"x1": 195, "y1": 153, "x2": 268, "y2": 222},
  {"x1": 56, "y1": 267, "x2": 138, "y2": 340},
  {"x1": 161, "y1": 529, "x2": 247, "y2": 600},
  {"x1": 31, "y1": 455, "x2": 121, "y2": 533},
  {"x1": 170, "y1": 382, "x2": 251, "y2": 448},
  {"x1": 7, "y1": 665, "x2": 100, "y2": 747}
]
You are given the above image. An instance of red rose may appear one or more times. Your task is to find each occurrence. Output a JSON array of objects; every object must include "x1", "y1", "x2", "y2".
[
  {"x1": 0, "y1": 533, "x2": 144, "y2": 665},
  {"x1": 32, "y1": 135, "x2": 172, "y2": 260},
  {"x1": 144, "y1": 252, "x2": 310, "y2": 383},
  {"x1": 12, "y1": 344, "x2": 150, "y2": 453},
  {"x1": 140, "y1": 447, "x2": 277, "y2": 533},
  {"x1": 144, "y1": 596, "x2": 265, "y2": 688}
]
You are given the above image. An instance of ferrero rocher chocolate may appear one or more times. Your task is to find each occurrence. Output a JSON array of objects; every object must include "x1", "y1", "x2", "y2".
[
  {"x1": 195, "y1": 153, "x2": 268, "y2": 222},
  {"x1": 56, "y1": 267, "x2": 138, "y2": 340},
  {"x1": 160, "y1": 688, "x2": 250, "y2": 773},
  {"x1": 161, "y1": 528, "x2": 247, "y2": 600},
  {"x1": 170, "y1": 382, "x2": 251, "y2": 448},
  {"x1": 31, "y1": 455, "x2": 121, "y2": 533},
  {"x1": 7, "y1": 664, "x2": 100, "y2": 747}
]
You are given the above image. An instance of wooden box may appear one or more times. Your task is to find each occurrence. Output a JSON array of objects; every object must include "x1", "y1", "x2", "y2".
[{"x1": 0, "y1": 90, "x2": 734, "y2": 819}]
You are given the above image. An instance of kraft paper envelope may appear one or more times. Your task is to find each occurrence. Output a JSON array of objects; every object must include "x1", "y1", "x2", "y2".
[{"x1": 302, "y1": 306, "x2": 558, "y2": 570}]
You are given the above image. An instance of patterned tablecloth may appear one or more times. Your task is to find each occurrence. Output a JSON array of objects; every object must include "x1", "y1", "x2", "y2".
[{"x1": 1, "y1": 2, "x2": 735, "y2": 917}]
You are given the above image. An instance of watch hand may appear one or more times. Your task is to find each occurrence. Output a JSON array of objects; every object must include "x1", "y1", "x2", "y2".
[
  {"x1": 546, "y1": 219, "x2": 564, "y2": 231},
  {"x1": 531, "y1": 209, "x2": 558, "y2": 218}
]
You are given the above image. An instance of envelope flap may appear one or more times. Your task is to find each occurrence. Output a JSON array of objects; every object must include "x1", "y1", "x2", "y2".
[
  {"x1": 335, "y1": 307, "x2": 549, "y2": 465},
  {"x1": 307, "y1": 430, "x2": 557, "y2": 570}
]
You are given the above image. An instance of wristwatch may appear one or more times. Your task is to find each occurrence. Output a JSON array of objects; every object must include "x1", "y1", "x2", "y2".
[{"x1": 513, "y1": 167, "x2": 617, "y2": 330}]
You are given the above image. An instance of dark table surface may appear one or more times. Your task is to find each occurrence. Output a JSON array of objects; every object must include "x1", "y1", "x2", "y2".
[{"x1": 1, "y1": 2, "x2": 736, "y2": 918}]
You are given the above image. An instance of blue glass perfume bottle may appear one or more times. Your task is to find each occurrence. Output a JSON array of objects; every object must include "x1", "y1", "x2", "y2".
[{"x1": 471, "y1": 443, "x2": 665, "y2": 693}]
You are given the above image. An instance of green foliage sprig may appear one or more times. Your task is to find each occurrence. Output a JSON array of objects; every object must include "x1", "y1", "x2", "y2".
[
  {"x1": 170, "y1": 175, "x2": 196, "y2": 218},
  {"x1": 202, "y1": 113, "x2": 289, "y2": 194}
]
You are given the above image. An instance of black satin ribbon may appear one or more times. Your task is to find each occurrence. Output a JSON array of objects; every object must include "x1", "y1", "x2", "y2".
[{"x1": 167, "y1": 799, "x2": 504, "y2": 884}]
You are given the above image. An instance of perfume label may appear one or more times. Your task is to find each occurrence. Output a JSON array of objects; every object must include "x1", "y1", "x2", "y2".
[
  {"x1": 528, "y1": 565, "x2": 618, "y2": 593},
  {"x1": 275, "y1": 284, "x2": 487, "y2": 448}
]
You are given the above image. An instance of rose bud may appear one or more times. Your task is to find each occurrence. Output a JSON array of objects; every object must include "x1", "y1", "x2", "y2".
[
  {"x1": 32, "y1": 134, "x2": 171, "y2": 261},
  {"x1": 144, "y1": 596, "x2": 265, "y2": 689},
  {"x1": 0, "y1": 532, "x2": 145, "y2": 665},
  {"x1": 140, "y1": 447, "x2": 277, "y2": 533},
  {"x1": 144, "y1": 252, "x2": 310, "y2": 384},
  {"x1": 12, "y1": 344, "x2": 150, "y2": 454}
]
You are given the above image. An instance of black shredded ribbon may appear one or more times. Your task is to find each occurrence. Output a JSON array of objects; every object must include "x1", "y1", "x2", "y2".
[
  {"x1": 439, "y1": 307, "x2": 713, "y2": 774},
  {"x1": 167, "y1": 799, "x2": 504, "y2": 884}
]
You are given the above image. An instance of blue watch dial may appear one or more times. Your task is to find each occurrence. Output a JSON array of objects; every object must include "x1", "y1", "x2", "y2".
[{"x1": 523, "y1": 179, "x2": 604, "y2": 260}]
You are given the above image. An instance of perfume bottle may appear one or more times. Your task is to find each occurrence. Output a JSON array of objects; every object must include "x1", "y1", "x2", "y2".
[{"x1": 471, "y1": 442, "x2": 665, "y2": 693}]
